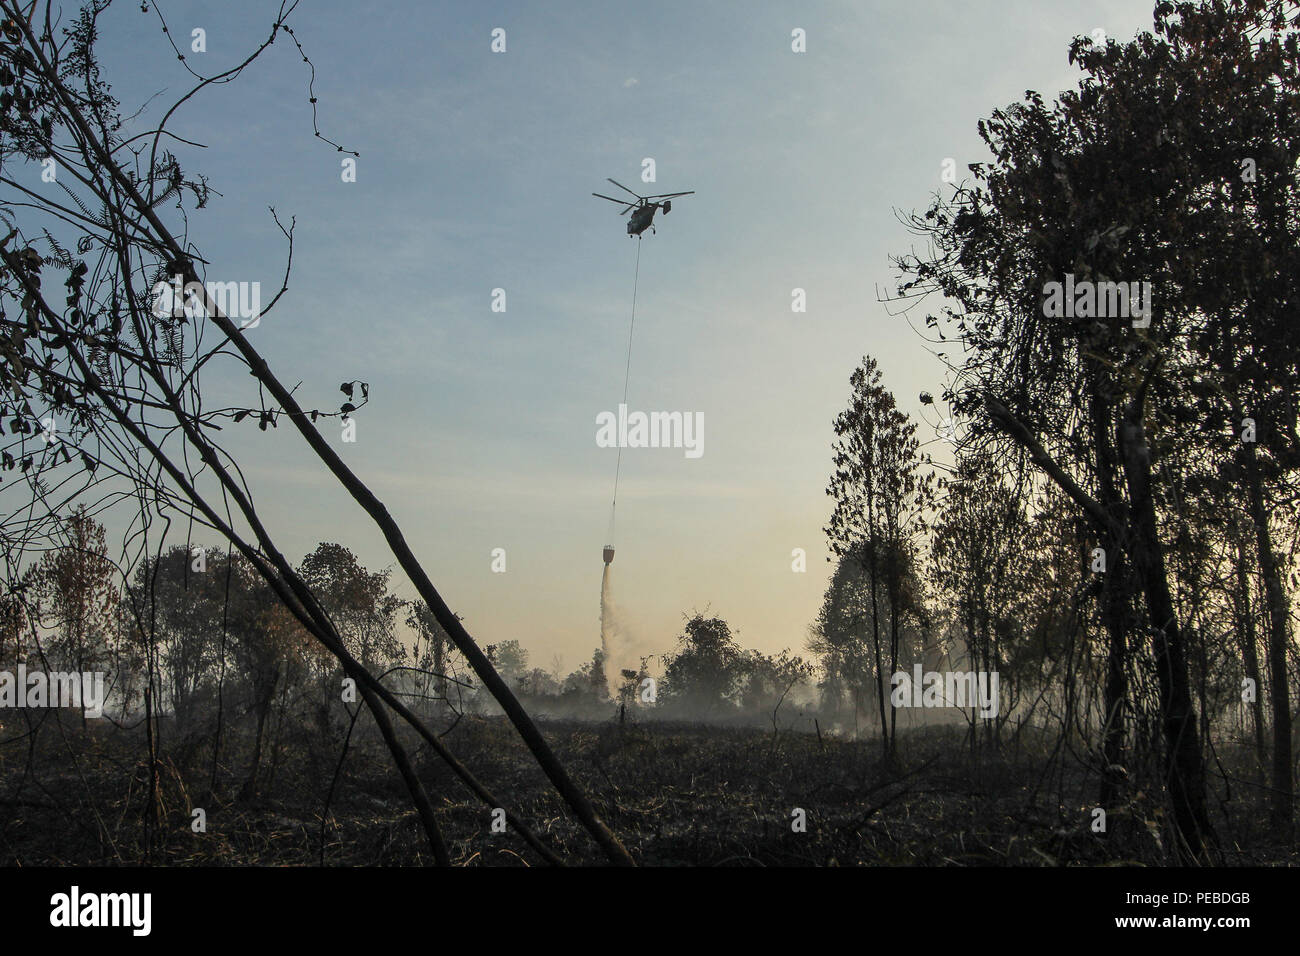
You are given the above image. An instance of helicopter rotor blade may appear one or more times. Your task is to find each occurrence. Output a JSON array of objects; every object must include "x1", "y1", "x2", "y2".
[
  {"x1": 642, "y1": 191, "x2": 695, "y2": 200},
  {"x1": 592, "y1": 193, "x2": 636, "y2": 214},
  {"x1": 607, "y1": 178, "x2": 643, "y2": 200}
]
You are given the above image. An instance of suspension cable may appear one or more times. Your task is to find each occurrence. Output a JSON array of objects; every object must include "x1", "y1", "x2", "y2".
[{"x1": 608, "y1": 238, "x2": 642, "y2": 542}]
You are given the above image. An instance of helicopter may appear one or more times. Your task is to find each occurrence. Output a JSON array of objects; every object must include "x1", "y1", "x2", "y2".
[{"x1": 592, "y1": 178, "x2": 695, "y2": 237}]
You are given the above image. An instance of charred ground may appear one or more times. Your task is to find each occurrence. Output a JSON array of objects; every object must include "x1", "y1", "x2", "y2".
[{"x1": 0, "y1": 714, "x2": 1288, "y2": 867}]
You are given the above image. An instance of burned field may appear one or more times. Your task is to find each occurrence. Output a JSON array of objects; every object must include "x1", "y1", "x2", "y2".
[{"x1": 0, "y1": 714, "x2": 1288, "y2": 867}]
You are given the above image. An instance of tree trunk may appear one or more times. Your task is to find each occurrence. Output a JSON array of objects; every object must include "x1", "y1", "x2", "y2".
[
  {"x1": 984, "y1": 390, "x2": 1211, "y2": 854},
  {"x1": 864, "y1": 557, "x2": 889, "y2": 759},
  {"x1": 359, "y1": 683, "x2": 450, "y2": 865},
  {"x1": 1232, "y1": 529, "x2": 1267, "y2": 786},
  {"x1": 240, "y1": 668, "x2": 279, "y2": 801},
  {"x1": 966, "y1": 602, "x2": 978, "y2": 757},
  {"x1": 1118, "y1": 415, "x2": 1215, "y2": 860},
  {"x1": 433, "y1": 630, "x2": 447, "y2": 709},
  {"x1": 887, "y1": 572, "x2": 901, "y2": 758},
  {"x1": 143, "y1": 684, "x2": 158, "y2": 860},
  {"x1": 1243, "y1": 449, "x2": 1294, "y2": 834},
  {"x1": 1093, "y1": 391, "x2": 1131, "y2": 813}
]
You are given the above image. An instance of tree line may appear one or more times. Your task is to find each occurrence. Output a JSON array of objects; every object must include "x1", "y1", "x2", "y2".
[{"x1": 818, "y1": 0, "x2": 1300, "y2": 861}]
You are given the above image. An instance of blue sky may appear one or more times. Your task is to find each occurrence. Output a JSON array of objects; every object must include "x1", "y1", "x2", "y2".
[{"x1": 70, "y1": 0, "x2": 1156, "y2": 676}]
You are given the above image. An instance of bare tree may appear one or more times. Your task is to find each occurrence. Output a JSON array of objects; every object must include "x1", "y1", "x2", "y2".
[{"x1": 0, "y1": 0, "x2": 628, "y2": 864}]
